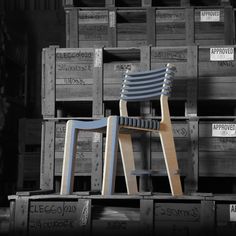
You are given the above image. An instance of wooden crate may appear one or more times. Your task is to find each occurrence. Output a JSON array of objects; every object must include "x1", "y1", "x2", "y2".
[
  {"x1": 65, "y1": 6, "x2": 234, "y2": 48},
  {"x1": 42, "y1": 45, "x2": 236, "y2": 118},
  {"x1": 8, "y1": 194, "x2": 236, "y2": 236},
  {"x1": 40, "y1": 118, "x2": 236, "y2": 193},
  {"x1": 63, "y1": 0, "x2": 231, "y2": 7},
  {"x1": 198, "y1": 46, "x2": 236, "y2": 100},
  {"x1": 41, "y1": 46, "x2": 193, "y2": 118},
  {"x1": 17, "y1": 119, "x2": 42, "y2": 190},
  {"x1": 41, "y1": 46, "x2": 144, "y2": 118},
  {"x1": 199, "y1": 121, "x2": 236, "y2": 177}
]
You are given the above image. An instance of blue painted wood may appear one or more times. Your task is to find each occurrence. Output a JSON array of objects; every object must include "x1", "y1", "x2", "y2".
[
  {"x1": 119, "y1": 117, "x2": 124, "y2": 125},
  {"x1": 125, "y1": 72, "x2": 173, "y2": 81},
  {"x1": 124, "y1": 117, "x2": 129, "y2": 126},
  {"x1": 118, "y1": 117, "x2": 160, "y2": 130},
  {"x1": 128, "y1": 118, "x2": 133, "y2": 126},
  {"x1": 105, "y1": 116, "x2": 120, "y2": 195},
  {"x1": 121, "y1": 91, "x2": 170, "y2": 102},
  {"x1": 122, "y1": 81, "x2": 167, "y2": 91},
  {"x1": 69, "y1": 118, "x2": 108, "y2": 130},
  {"x1": 120, "y1": 65, "x2": 175, "y2": 102},
  {"x1": 121, "y1": 86, "x2": 170, "y2": 96}
]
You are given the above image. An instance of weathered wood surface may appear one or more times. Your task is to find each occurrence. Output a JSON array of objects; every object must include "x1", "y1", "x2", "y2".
[
  {"x1": 8, "y1": 196, "x2": 236, "y2": 236},
  {"x1": 41, "y1": 120, "x2": 236, "y2": 179},
  {"x1": 18, "y1": 119, "x2": 42, "y2": 190},
  {"x1": 63, "y1": 0, "x2": 231, "y2": 7},
  {"x1": 66, "y1": 7, "x2": 234, "y2": 47},
  {"x1": 42, "y1": 46, "x2": 236, "y2": 118},
  {"x1": 155, "y1": 202, "x2": 201, "y2": 236}
]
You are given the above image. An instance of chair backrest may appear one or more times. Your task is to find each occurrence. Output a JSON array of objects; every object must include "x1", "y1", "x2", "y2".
[{"x1": 120, "y1": 63, "x2": 176, "y2": 102}]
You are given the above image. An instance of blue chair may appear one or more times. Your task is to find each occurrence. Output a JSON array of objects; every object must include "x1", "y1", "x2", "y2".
[{"x1": 60, "y1": 63, "x2": 183, "y2": 196}]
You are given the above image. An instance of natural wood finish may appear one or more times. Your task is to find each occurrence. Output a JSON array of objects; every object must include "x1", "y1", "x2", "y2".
[
  {"x1": 159, "y1": 95, "x2": 183, "y2": 196},
  {"x1": 119, "y1": 100, "x2": 138, "y2": 194},
  {"x1": 60, "y1": 120, "x2": 77, "y2": 195},
  {"x1": 102, "y1": 116, "x2": 119, "y2": 195}
]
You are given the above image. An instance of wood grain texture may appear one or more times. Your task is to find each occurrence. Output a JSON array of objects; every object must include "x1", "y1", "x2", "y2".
[
  {"x1": 102, "y1": 116, "x2": 119, "y2": 195},
  {"x1": 159, "y1": 95, "x2": 183, "y2": 196}
]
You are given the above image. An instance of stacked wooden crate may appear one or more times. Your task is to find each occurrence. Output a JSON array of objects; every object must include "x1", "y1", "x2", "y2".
[
  {"x1": 17, "y1": 118, "x2": 42, "y2": 190},
  {"x1": 40, "y1": 0, "x2": 236, "y2": 194}
]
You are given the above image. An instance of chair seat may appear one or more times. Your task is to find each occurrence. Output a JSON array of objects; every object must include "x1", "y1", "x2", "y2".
[{"x1": 119, "y1": 116, "x2": 160, "y2": 130}]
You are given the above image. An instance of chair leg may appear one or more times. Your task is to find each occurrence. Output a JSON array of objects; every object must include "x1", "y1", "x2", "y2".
[
  {"x1": 119, "y1": 134, "x2": 138, "y2": 194},
  {"x1": 159, "y1": 124, "x2": 183, "y2": 196},
  {"x1": 60, "y1": 120, "x2": 78, "y2": 195},
  {"x1": 102, "y1": 116, "x2": 119, "y2": 195}
]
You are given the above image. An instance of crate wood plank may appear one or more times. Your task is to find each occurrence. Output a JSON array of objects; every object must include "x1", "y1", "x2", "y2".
[
  {"x1": 55, "y1": 48, "x2": 94, "y2": 102},
  {"x1": 142, "y1": 0, "x2": 152, "y2": 7},
  {"x1": 117, "y1": 10, "x2": 147, "y2": 47},
  {"x1": 198, "y1": 46, "x2": 236, "y2": 76},
  {"x1": 216, "y1": 203, "x2": 236, "y2": 236},
  {"x1": 194, "y1": 8, "x2": 225, "y2": 43},
  {"x1": 66, "y1": 8, "x2": 78, "y2": 47},
  {"x1": 199, "y1": 152, "x2": 236, "y2": 177},
  {"x1": 200, "y1": 200, "x2": 215, "y2": 234},
  {"x1": 224, "y1": 6, "x2": 234, "y2": 45},
  {"x1": 17, "y1": 153, "x2": 40, "y2": 190},
  {"x1": 43, "y1": 46, "x2": 236, "y2": 117},
  {"x1": 140, "y1": 199, "x2": 154, "y2": 235},
  {"x1": 108, "y1": 9, "x2": 117, "y2": 47},
  {"x1": 91, "y1": 49, "x2": 104, "y2": 192},
  {"x1": 185, "y1": 119, "x2": 199, "y2": 193},
  {"x1": 42, "y1": 46, "x2": 57, "y2": 118},
  {"x1": 92, "y1": 204, "x2": 140, "y2": 235},
  {"x1": 185, "y1": 8, "x2": 194, "y2": 44},
  {"x1": 155, "y1": 8, "x2": 186, "y2": 46},
  {"x1": 147, "y1": 7, "x2": 156, "y2": 46},
  {"x1": 40, "y1": 121, "x2": 55, "y2": 190},
  {"x1": 181, "y1": 0, "x2": 190, "y2": 6},
  {"x1": 155, "y1": 202, "x2": 201, "y2": 236},
  {"x1": 78, "y1": 10, "x2": 109, "y2": 47},
  {"x1": 28, "y1": 201, "x2": 79, "y2": 234},
  {"x1": 18, "y1": 118, "x2": 41, "y2": 152},
  {"x1": 199, "y1": 122, "x2": 236, "y2": 137},
  {"x1": 198, "y1": 46, "x2": 236, "y2": 100},
  {"x1": 66, "y1": 7, "x2": 233, "y2": 47},
  {"x1": 9, "y1": 201, "x2": 15, "y2": 234},
  {"x1": 106, "y1": 0, "x2": 115, "y2": 7},
  {"x1": 77, "y1": 199, "x2": 91, "y2": 234},
  {"x1": 14, "y1": 198, "x2": 29, "y2": 236},
  {"x1": 186, "y1": 46, "x2": 198, "y2": 116},
  {"x1": 63, "y1": 0, "x2": 73, "y2": 7}
]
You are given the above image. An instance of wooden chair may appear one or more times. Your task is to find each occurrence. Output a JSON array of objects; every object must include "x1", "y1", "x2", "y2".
[{"x1": 60, "y1": 63, "x2": 183, "y2": 196}]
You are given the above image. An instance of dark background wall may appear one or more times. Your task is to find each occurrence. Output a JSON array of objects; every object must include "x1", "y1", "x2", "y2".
[{"x1": 0, "y1": 0, "x2": 65, "y2": 205}]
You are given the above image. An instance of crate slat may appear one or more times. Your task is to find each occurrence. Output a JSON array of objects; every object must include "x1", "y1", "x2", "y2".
[{"x1": 65, "y1": 7, "x2": 234, "y2": 48}]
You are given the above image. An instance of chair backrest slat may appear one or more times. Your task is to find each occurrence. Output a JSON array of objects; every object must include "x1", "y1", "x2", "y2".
[{"x1": 120, "y1": 64, "x2": 176, "y2": 102}]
